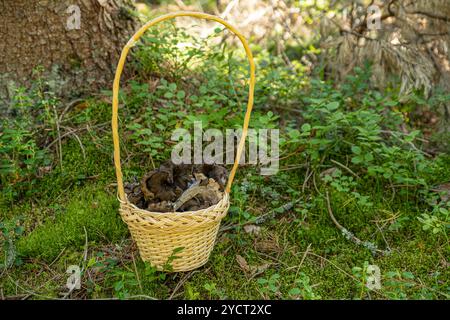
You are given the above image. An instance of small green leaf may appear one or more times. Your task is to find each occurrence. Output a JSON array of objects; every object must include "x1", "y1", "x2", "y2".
[
  {"x1": 164, "y1": 92, "x2": 174, "y2": 99},
  {"x1": 384, "y1": 100, "x2": 398, "y2": 107},
  {"x1": 326, "y1": 101, "x2": 340, "y2": 111},
  {"x1": 114, "y1": 281, "x2": 124, "y2": 291},
  {"x1": 351, "y1": 156, "x2": 363, "y2": 164},
  {"x1": 172, "y1": 247, "x2": 185, "y2": 254},
  {"x1": 301, "y1": 123, "x2": 311, "y2": 132},
  {"x1": 351, "y1": 146, "x2": 362, "y2": 154},
  {"x1": 402, "y1": 272, "x2": 415, "y2": 279},
  {"x1": 365, "y1": 153, "x2": 374, "y2": 161},
  {"x1": 288, "y1": 288, "x2": 301, "y2": 296},
  {"x1": 177, "y1": 91, "x2": 185, "y2": 100}
]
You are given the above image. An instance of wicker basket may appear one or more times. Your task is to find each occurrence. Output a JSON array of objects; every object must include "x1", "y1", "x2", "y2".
[{"x1": 111, "y1": 11, "x2": 255, "y2": 272}]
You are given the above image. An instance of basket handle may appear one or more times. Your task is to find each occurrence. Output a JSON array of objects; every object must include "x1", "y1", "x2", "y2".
[{"x1": 112, "y1": 11, "x2": 255, "y2": 201}]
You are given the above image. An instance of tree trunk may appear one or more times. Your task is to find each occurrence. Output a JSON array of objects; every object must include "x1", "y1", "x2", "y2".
[{"x1": 0, "y1": 0, "x2": 137, "y2": 106}]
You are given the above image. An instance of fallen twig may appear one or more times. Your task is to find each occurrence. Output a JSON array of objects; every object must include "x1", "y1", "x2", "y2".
[
  {"x1": 330, "y1": 159, "x2": 360, "y2": 179},
  {"x1": 168, "y1": 270, "x2": 200, "y2": 300},
  {"x1": 219, "y1": 199, "x2": 301, "y2": 233},
  {"x1": 325, "y1": 191, "x2": 388, "y2": 256},
  {"x1": 132, "y1": 253, "x2": 143, "y2": 293},
  {"x1": 52, "y1": 104, "x2": 63, "y2": 170},
  {"x1": 45, "y1": 122, "x2": 109, "y2": 149},
  {"x1": 49, "y1": 248, "x2": 66, "y2": 268},
  {"x1": 295, "y1": 243, "x2": 311, "y2": 279}
]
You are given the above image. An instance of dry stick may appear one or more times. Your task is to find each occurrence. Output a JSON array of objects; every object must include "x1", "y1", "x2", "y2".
[
  {"x1": 168, "y1": 270, "x2": 200, "y2": 300},
  {"x1": 375, "y1": 222, "x2": 392, "y2": 253},
  {"x1": 380, "y1": 130, "x2": 429, "y2": 143},
  {"x1": 82, "y1": 227, "x2": 88, "y2": 264},
  {"x1": 302, "y1": 167, "x2": 313, "y2": 193},
  {"x1": 256, "y1": 251, "x2": 290, "y2": 268},
  {"x1": 60, "y1": 126, "x2": 86, "y2": 160},
  {"x1": 254, "y1": 199, "x2": 300, "y2": 224},
  {"x1": 124, "y1": 295, "x2": 157, "y2": 300},
  {"x1": 330, "y1": 159, "x2": 360, "y2": 179},
  {"x1": 389, "y1": 182, "x2": 396, "y2": 203},
  {"x1": 58, "y1": 98, "x2": 85, "y2": 123},
  {"x1": 312, "y1": 172, "x2": 322, "y2": 195},
  {"x1": 52, "y1": 104, "x2": 63, "y2": 170},
  {"x1": 279, "y1": 164, "x2": 308, "y2": 171},
  {"x1": 48, "y1": 248, "x2": 66, "y2": 268},
  {"x1": 381, "y1": 130, "x2": 432, "y2": 157},
  {"x1": 301, "y1": 251, "x2": 388, "y2": 299},
  {"x1": 132, "y1": 253, "x2": 143, "y2": 294},
  {"x1": 219, "y1": 199, "x2": 301, "y2": 233},
  {"x1": 277, "y1": 146, "x2": 306, "y2": 162},
  {"x1": 46, "y1": 122, "x2": 109, "y2": 149},
  {"x1": 71, "y1": 131, "x2": 86, "y2": 160},
  {"x1": 220, "y1": 0, "x2": 239, "y2": 19},
  {"x1": 7, "y1": 274, "x2": 63, "y2": 300},
  {"x1": 32, "y1": 259, "x2": 58, "y2": 279},
  {"x1": 325, "y1": 191, "x2": 387, "y2": 256},
  {"x1": 294, "y1": 243, "x2": 312, "y2": 280},
  {"x1": 4, "y1": 294, "x2": 29, "y2": 300}
]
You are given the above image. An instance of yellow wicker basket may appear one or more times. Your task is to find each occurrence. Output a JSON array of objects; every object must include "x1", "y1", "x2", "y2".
[{"x1": 111, "y1": 11, "x2": 255, "y2": 272}]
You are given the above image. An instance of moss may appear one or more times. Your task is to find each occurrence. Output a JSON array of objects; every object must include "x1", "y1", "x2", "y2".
[{"x1": 17, "y1": 186, "x2": 128, "y2": 261}]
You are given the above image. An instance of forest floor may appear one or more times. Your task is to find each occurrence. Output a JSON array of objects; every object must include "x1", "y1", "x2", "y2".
[
  {"x1": 1, "y1": 110, "x2": 449, "y2": 299},
  {"x1": 1, "y1": 10, "x2": 449, "y2": 299}
]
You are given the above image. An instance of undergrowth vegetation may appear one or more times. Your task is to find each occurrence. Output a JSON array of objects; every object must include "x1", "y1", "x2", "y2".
[{"x1": 1, "y1": 20, "x2": 449, "y2": 300}]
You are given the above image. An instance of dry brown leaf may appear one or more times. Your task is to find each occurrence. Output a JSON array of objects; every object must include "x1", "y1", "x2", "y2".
[
  {"x1": 236, "y1": 254, "x2": 270, "y2": 277},
  {"x1": 250, "y1": 263, "x2": 270, "y2": 277},
  {"x1": 74, "y1": 101, "x2": 88, "y2": 111},
  {"x1": 254, "y1": 239, "x2": 281, "y2": 253},
  {"x1": 244, "y1": 224, "x2": 261, "y2": 235},
  {"x1": 431, "y1": 182, "x2": 450, "y2": 202},
  {"x1": 320, "y1": 167, "x2": 337, "y2": 179},
  {"x1": 236, "y1": 254, "x2": 250, "y2": 273},
  {"x1": 37, "y1": 165, "x2": 52, "y2": 178}
]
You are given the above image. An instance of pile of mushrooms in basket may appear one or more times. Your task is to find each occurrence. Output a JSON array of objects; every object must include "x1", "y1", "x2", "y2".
[{"x1": 124, "y1": 161, "x2": 229, "y2": 212}]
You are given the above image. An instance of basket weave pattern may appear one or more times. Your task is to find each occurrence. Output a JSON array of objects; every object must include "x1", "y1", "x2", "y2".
[{"x1": 119, "y1": 193, "x2": 229, "y2": 271}]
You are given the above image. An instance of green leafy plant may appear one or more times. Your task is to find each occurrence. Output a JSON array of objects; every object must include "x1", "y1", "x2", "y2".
[
  {"x1": 418, "y1": 204, "x2": 449, "y2": 237},
  {"x1": 383, "y1": 270, "x2": 417, "y2": 300},
  {"x1": 288, "y1": 272, "x2": 321, "y2": 300},
  {"x1": 0, "y1": 218, "x2": 24, "y2": 270},
  {"x1": 351, "y1": 261, "x2": 372, "y2": 299},
  {"x1": 257, "y1": 273, "x2": 281, "y2": 298},
  {"x1": 203, "y1": 282, "x2": 226, "y2": 299}
]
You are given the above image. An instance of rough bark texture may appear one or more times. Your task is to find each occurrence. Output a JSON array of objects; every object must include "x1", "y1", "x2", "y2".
[
  {"x1": 321, "y1": 0, "x2": 450, "y2": 97},
  {"x1": 0, "y1": 0, "x2": 138, "y2": 106}
]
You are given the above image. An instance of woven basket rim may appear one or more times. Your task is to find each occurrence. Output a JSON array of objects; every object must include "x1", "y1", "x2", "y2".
[{"x1": 118, "y1": 191, "x2": 230, "y2": 216}]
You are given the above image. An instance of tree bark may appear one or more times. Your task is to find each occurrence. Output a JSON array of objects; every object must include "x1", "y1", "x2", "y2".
[{"x1": 0, "y1": 0, "x2": 138, "y2": 106}]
